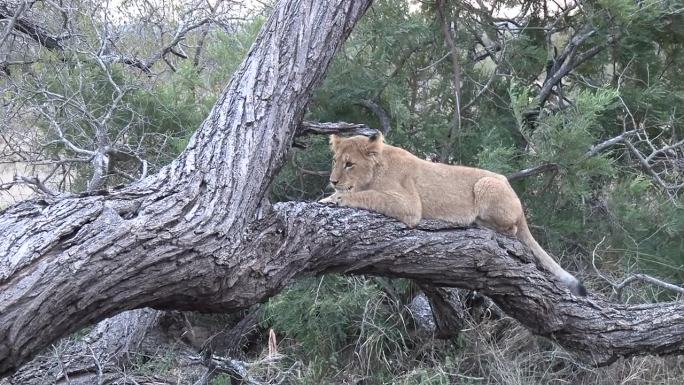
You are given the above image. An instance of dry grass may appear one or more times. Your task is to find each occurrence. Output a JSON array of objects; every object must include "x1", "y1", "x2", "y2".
[{"x1": 244, "y1": 276, "x2": 684, "y2": 385}]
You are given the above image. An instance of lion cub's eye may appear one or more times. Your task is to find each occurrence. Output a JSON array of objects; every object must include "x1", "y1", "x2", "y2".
[{"x1": 345, "y1": 162, "x2": 354, "y2": 169}]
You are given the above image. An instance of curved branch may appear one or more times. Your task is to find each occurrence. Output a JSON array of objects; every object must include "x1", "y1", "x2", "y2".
[
  {"x1": 523, "y1": 30, "x2": 615, "y2": 125},
  {"x1": 355, "y1": 99, "x2": 392, "y2": 135}
]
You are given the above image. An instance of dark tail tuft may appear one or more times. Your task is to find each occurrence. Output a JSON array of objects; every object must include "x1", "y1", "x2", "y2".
[{"x1": 574, "y1": 281, "x2": 588, "y2": 297}]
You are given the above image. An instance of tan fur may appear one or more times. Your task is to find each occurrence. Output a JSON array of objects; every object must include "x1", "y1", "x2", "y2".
[{"x1": 320, "y1": 133, "x2": 586, "y2": 296}]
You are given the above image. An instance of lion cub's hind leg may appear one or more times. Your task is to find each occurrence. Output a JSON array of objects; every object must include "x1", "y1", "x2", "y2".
[
  {"x1": 473, "y1": 176, "x2": 522, "y2": 235},
  {"x1": 473, "y1": 176, "x2": 586, "y2": 296}
]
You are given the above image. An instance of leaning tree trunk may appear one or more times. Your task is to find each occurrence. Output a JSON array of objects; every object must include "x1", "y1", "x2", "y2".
[
  {"x1": 1, "y1": 0, "x2": 684, "y2": 378},
  {"x1": 0, "y1": 0, "x2": 373, "y2": 374}
]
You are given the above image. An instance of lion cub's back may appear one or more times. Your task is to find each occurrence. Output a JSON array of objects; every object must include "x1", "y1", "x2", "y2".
[{"x1": 385, "y1": 146, "x2": 504, "y2": 222}]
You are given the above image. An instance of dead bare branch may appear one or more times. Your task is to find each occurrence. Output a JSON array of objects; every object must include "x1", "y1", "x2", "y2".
[
  {"x1": 0, "y1": 1, "x2": 64, "y2": 51},
  {"x1": 585, "y1": 129, "x2": 638, "y2": 158},
  {"x1": 297, "y1": 121, "x2": 379, "y2": 137},
  {"x1": 592, "y1": 238, "x2": 684, "y2": 297},
  {"x1": 355, "y1": 99, "x2": 392, "y2": 135},
  {"x1": 0, "y1": 175, "x2": 56, "y2": 196},
  {"x1": 616, "y1": 274, "x2": 684, "y2": 296},
  {"x1": 507, "y1": 163, "x2": 559, "y2": 181},
  {"x1": 524, "y1": 27, "x2": 615, "y2": 125},
  {"x1": 0, "y1": 0, "x2": 27, "y2": 48}
]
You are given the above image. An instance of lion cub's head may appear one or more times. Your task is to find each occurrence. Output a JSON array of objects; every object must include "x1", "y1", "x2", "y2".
[{"x1": 328, "y1": 132, "x2": 384, "y2": 192}]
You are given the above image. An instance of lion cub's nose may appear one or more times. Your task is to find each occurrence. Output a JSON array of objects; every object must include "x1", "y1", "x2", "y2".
[{"x1": 330, "y1": 180, "x2": 338, "y2": 186}]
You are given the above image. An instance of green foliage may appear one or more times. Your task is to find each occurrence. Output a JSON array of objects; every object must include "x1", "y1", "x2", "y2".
[
  {"x1": 262, "y1": 275, "x2": 412, "y2": 382},
  {"x1": 477, "y1": 145, "x2": 518, "y2": 175},
  {"x1": 128, "y1": 61, "x2": 214, "y2": 161},
  {"x1": 210, "y1": 374, "x2": 232, "y2": 385},
  {"x1": 508, "y1": 81, "x2": 534, "y2": 136},
  {"x1": 606, "y1": 178, "x2": 684, "y2": 275},
  {"x1": 205, "y1": 17, "x2": 265, "y2": 87},
  {"x1": 128, "y1": 351, "x2": 177, "y2": 377},
  {"x1": 271, "y1": 136, "x2": 332, "y2": 201}
]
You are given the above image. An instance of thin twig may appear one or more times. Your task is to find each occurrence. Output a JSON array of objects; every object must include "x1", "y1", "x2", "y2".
[
  {"x1": 592, "y1": 238, "x2": 684, "y2": 297},
  {"x1": 0, "y1": 175, "x2": 57, "y2": 196},
  {"x1": 615, "y1": 274, "x2": 684, "y2": 296},
  {"x1": 507, "y1": 163, "x2": 559, "y2": 181}
]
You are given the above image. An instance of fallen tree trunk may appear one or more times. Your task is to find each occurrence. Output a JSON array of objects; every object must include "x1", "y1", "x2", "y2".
[
  {"x1": 4, "y1": 201, "x2": 684, "y2": 376},
  {"x1": 1, "y1": 0, "x2": 684, "y2": 378}
]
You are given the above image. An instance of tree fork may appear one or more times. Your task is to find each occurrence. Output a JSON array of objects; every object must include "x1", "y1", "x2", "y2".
[{"x1": 0, "y1": 0, "x2": 374, "y2": 375}]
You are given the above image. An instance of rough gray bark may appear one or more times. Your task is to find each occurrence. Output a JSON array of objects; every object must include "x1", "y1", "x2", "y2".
[
  {"x1": 3, "y1": 309, "x2": 165, "y2": 385},
  {"x1": 0, "y1": 0, "x2": 374, "y2": 375},
  {"x1": 285, "y1": 205, "x2": 684, "y2": 366},
  {"x1": 5, "y1": 199, "x2": 684, "y2": 376},
  {"x1": 1, "y1": 0, "x2": 684, "y2": 379},
  {"x1": 418, "y1": 284, "x2": 466, "y2": 339}
]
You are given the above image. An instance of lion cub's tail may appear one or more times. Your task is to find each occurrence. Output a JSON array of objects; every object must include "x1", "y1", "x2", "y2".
[{"x1": 516, "y1": 218, "x2": 587, "y2": 296}]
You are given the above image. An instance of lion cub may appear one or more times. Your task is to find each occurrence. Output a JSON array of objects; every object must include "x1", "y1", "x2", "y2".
[{"x1": 320, "y1": 133, "x2": 586, "y2": 296}]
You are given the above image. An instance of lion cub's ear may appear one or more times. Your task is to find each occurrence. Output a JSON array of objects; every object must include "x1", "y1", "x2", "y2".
[
  {"x1": 330, "y1": 134, "x2": 342, "y2": 151},
  {"x1": 366, "y1": 132, "x2": 384, "y2": 156}
]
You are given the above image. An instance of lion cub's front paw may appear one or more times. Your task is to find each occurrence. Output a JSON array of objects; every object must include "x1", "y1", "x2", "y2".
[
  {"x1": 319, "y1": 196, "x2": 334, "y2": 203},
  {"x1": 319, "y1": 193, "x2": 348, "y2": 205},
  {"x1": 334, "y1": 193, "x2": 355, "y2": 207},
  {"x1": 319, "y1": 193, "x2": 342, "y2": 204}
]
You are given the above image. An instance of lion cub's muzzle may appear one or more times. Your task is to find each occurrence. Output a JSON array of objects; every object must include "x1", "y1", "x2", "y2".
[{"x1": 330, "y1": 184, "x2": 353, "y2": 192}]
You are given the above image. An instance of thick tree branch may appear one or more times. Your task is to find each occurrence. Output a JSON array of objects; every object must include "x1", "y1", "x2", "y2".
[
  {"x1": 4, "y1": 309, "x2": 163, "y2": 385},
  {"x1": 418, "y1": 284, "x2": 466, "y2": 339}
]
